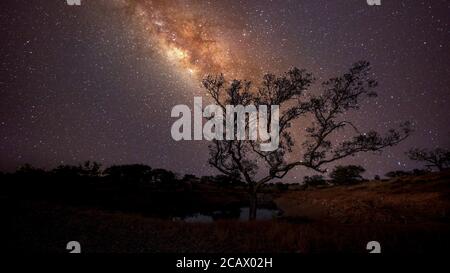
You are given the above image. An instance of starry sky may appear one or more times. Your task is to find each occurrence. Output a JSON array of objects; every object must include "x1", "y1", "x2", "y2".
[{"x1": 0, "y1": 0, "x2": 449, "y2": 180}]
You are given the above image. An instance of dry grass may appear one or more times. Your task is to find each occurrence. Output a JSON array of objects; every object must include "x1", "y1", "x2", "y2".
[{"x1": 276, "y1": 171, "x2": 450, "y2": 224}]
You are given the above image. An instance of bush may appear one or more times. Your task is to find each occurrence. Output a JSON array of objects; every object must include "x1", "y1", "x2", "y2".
[
  {"x1": 275, "y1": 182, "x2": 289, "y2": 191},
  {"x1": 303, "y1": 175, "x2": 327, "y2": 187},
  {"x1": 330, "y1": 165, "x2": 366, "y2": 185}
]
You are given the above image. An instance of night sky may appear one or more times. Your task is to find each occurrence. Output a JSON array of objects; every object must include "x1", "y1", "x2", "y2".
[{"x1": 1, "y1": 0, "x2": 449, "y2": 180}]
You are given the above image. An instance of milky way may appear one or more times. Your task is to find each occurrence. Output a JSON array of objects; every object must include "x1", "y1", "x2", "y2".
[{"x1": 118, "y1": 0, "x2": 260, "y2": 81}]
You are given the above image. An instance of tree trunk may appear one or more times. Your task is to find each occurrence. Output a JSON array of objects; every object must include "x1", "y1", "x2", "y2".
[{"x1": 249, "y1": 191, "x2": 258, "y2": 220}]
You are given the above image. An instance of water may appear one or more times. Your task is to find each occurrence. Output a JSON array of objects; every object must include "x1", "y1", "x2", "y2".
[{"x1": 174, "y1": 207, "x2": 281, "y2": 222}]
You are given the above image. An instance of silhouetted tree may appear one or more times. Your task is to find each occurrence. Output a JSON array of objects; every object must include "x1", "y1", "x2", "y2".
[
  {"x1": 152, "y1": 168, "x2": 177, "y2": 188},
  {"x1": 52, "y1": 161, "x2": 101, "y2": 180},
  {"x1": 14, "y1": 164, "x2": 47, "y2": 190},
  {"x1": 303, "y1": 175, "x2": 327, "y2": 187},
  {"x1": 330, "y1": 165, "x2": 366, "y2": 185},
  {"x1": 16, "y1": 164, "x2": 46, "y2": 177},
  {"x1": 203, "y1": 61, "x2": 411, "y2": 219},
  {"x1": 52, "y1": 164, "x2": 84, "y2": 178},
  {"x1": 200, "y1": 175, "x2": 213, "y2": 184},
  {"x1": 104, "y1": 164, "x2": 152, "y2": 187},
  {"x1": 182, "y1": 174, "x2": 198, "y2": 182},
  {"x1": 80, "y1": 161, "x2": 101, "y2": 177},
  {"x1": 407, "y1": 148, "x2": 450, "y2": 171},
  {"x1": 213, "y1": 174, "x2": 242, "y2": 188}
]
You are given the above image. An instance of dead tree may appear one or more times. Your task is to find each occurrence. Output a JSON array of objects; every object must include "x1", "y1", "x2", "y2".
[{"x1": 202, "y1": 61, "x2": 412, "y2": 220}]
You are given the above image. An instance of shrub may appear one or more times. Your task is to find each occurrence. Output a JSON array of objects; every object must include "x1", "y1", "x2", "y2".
[
  {"x1": 303, "y1": 175, "x2": 327, "y2": 187},
  {"x1": 330, "y1": 165, "x2": 366, "y2": 185}
]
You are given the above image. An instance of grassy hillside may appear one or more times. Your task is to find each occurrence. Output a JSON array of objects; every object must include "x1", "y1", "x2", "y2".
[{"x1": 276, "y1": 171, "x2": 450, "y2": 224}]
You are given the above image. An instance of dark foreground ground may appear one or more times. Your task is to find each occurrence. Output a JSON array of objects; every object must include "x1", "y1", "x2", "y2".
[
  {"x1": 3, "y1": 199, "x2": 449, "y2": 253},
  {"x1": 2, "y1": 171, "x2": 450, "y2": 253}
]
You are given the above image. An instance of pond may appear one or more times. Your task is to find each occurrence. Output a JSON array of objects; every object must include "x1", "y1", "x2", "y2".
[{"x1": 173, "y1": 207, "x2": 282, "y2": 222}]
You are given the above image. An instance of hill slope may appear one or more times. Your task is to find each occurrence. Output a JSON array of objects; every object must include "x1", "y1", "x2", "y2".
[{"x1": 276, "y1": 171, "x2": 450, "y2": 224}]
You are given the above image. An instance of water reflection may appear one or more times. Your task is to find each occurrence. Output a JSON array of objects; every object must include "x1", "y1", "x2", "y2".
[{"x1": 174, "y1": 207, "x2": 281, "y2": 222}]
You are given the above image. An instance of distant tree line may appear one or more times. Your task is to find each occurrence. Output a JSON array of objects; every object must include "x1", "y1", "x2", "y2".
[
  {"x1": 1, "y1": 162, "x2": 254, "y2": 217},
  {"x1": 2, "y1": 161, "x2": 249, "y2": 192},
  {"x1": 303, "y1": 165, "x2": 367, "y2": 187},
  {"x1": 2, "y1": 146, "x2": 448, "y2": 192},
  {"x1": 302, "y1": 147, "x2": 450, "y2": 188}
]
